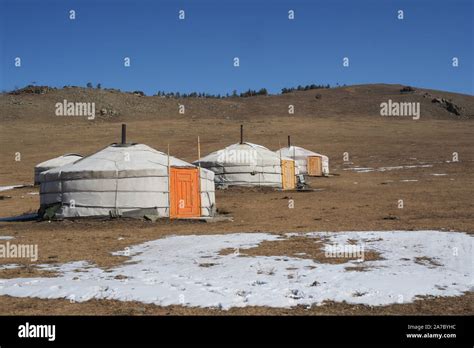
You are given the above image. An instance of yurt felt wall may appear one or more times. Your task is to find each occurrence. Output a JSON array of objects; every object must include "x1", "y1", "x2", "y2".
[
  {"x1": 194, "y1": 142, "x2": 295, "y2": 188},
  {"x1": 39, "y1": 144, "x2": 215, "y2": 219},
  {"x1": 276, "y1": 146, "x2": 329, "y2": 176},
  {"x1": 34, "y1": 154, "x2": 83, "y2": 185}
]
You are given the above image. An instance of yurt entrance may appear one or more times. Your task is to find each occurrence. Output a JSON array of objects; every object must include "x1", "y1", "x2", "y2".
[
  {"x1": 308, "y1": 156, "x2": 322, "y2": 176},
  {"x1": 281, "y1": 160, "x2": 296, "y2": 190},
  {"x1": 169, "y1": 167, "x2": 201, "y2": 218}
]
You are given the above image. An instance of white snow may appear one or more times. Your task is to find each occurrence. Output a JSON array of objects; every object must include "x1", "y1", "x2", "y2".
[
  {"x1": 0, "y1": 185, "x2": 24, "y2": 192},
  {"x1": 0, "y1": 231, "x2": 471, "y2": 309},
  {"x1": 345, "y1": 164, "x2": 433, "y2": 173},
  {"x1": 344, "y1": 167, "x2": 374, "y2": 173}
]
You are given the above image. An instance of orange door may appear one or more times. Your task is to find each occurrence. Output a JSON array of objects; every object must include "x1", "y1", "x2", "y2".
[
  {"x1": 308, "y1": 156, "x2": 322, "y2": 176},
  {"x1": 170, "y1": 167, "x2": 201, "y2": 218},
  {"x1": 281, "y1": 160, "x2": 296, "y2": 190}
]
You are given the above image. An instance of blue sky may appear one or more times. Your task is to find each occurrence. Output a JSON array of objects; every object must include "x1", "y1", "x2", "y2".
[{"x1": 0, "y1": 0, "x2": 472, "y2": 95}]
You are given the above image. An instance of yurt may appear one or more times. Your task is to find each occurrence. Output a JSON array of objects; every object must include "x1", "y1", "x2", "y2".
[
  {"x1": 194, "y1": 126, "x2": 296, "y2": 189},
  {"x1": 39, "y1": 125, "x2": 215, "y2": 219},
  {"x1": 276, "y1": 136, "x2": 329, "y2": 177},
  {"x1": 34, "y1": 153, "x2": 83, "y2": 185}
]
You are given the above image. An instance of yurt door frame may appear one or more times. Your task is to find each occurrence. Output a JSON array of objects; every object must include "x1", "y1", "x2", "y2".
[
  {"x1": 281, "y1": 160, "x2": 296, "y2": 190},
  {"x1": 307, "y1": 156, "x2": 322, "y2": 176},
  {"x1": 169, "y1": 167, "x2": 201, "y2": 218}
]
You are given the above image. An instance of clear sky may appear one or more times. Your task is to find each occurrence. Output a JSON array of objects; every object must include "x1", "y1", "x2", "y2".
[{"x1": 0, "y1": 0, "x2": 472, "y2": 95}]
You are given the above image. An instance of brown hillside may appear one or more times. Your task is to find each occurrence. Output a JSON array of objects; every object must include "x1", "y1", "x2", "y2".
[{"x1": 1, "y1": 84, "x2": 473, "y2": 124}]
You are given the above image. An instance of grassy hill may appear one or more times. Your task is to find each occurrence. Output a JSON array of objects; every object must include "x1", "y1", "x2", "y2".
[{"x1": 1, "y1": 84, "x2": 473, "y2": 123}]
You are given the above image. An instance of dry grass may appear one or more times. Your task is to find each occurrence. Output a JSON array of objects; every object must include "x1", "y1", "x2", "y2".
[
  {"x1": 220, "y1": 235, "x2": 382, "y2": 264},
  {"x1": 414, "y1": 256, "x2": 442, "y2": 267},
  {"x1": 0, "y1": 292, "x2": 471, "y2": 316}
]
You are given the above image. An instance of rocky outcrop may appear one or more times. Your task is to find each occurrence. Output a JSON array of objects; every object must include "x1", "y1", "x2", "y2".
[
  {"x1": 432, "y1": 97, "x2": 462, "y2": 116},
  {"x1": 99, "y1": 108, "x2": 118, "y2": 116}
]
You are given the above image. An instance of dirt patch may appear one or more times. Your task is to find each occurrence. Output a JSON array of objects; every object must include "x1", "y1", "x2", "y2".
[
  {"x1": 414, "y1": 256, "x2": 442, "y2": 267},
  {"x1": 198, "y1": 263, "x2": 218, "y2": 268},
  {"x1": 114, "y1": 274, "x2": 128, "y2": 280},
  {"x1": 0, "y1": 292, "x2": 471, "y2": 315},
  {"x1": 344, "y1": 265, "x2": 376, "y2": 272},
  {"x1": 0, "y1": 266, "x2": 58, "y2": 279},
  {"x1": 219, "y1": 235, "x2": 382, "y2": 264}
]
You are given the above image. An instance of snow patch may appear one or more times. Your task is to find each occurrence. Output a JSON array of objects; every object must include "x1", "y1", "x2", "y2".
[
  {"x1": 345, "y1": 165, "x2": 433, "y2": 173},
  {"x1": 0, "y1": 231, "x2": 471, "y2": 309},
  {"x1": 0, "y1": 185, "x2": 24, "y2": 192},
  {"x1": 0, "y1": 264, "x2": 21, "y2": 270}
]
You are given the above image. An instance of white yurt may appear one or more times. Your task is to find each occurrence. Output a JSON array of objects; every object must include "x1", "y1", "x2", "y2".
[
  {"x1": 39, "y1": 126, "x2": 215, "y2": 219},
  {"x1": 34, "y1": 154, "x2": 83, "y2": 185},
  {"x1": 276, "y1": 136, "x2": 329, "y2": 176},
  {"x1": 194, "y1": 126, "x2": 297, "y2": 189}
]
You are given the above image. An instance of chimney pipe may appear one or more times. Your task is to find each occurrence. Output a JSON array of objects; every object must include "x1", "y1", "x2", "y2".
[
  {"x1": 288, "y1": 135, "x2": 291, "y2": 148},
  {"x1": 240, "y1": 124, "x2": 243, "y2": 144},
  {"x1": 121, "y1": 124, "x2": 126, "y2": 144}
]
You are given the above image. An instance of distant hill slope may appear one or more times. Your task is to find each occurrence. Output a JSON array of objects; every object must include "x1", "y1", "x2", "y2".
[{"x1": 0, "y1": 84, "x2": 472, "y2": 123}]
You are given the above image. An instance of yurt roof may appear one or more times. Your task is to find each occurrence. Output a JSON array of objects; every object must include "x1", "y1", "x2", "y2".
[
  {"x1": 197, "y1": 142, "x2": 293, "y2": 166},
  {"x1": 276, "y1": 146, "x2": 328, "y2": 160},
  {"x1": 41, "y1": 143, "x2": 213, "y2": 181},
  {"x1": 35, "y1": 153, "x2": 83, "y2": 168}
]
